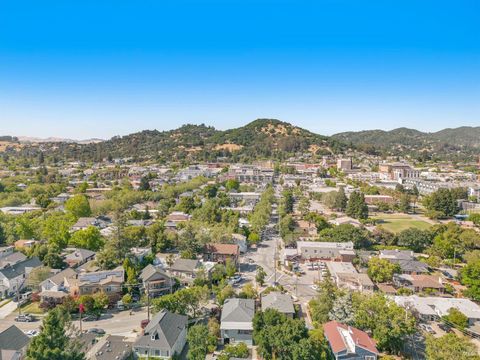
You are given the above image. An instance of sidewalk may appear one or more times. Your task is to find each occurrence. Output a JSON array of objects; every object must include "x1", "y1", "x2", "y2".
[{"x1": 0, "y1": 300, "x2": 17, "y2": 320}]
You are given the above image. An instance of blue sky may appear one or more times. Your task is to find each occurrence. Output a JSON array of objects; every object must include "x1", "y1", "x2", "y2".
[{"x1": 0, "y1": 0, "x2": 479, "y2": 139}]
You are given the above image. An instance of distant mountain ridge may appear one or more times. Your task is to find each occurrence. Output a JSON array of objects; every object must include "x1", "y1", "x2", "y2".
[
  {"x1": 17, "y1": 136, "x2": 105, "y2": 144},
  {"x1": 2, "y1": 120, "x2": 479, "y2": 162},
  {"x1": 332, "y1": 126, "x2": 480, "y2": 158}
]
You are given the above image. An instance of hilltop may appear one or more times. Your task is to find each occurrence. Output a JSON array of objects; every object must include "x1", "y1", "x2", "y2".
[
  {"x1": 2, "y1": 120, "x2": 479, "y2": 163},
  {"x1": 7, "y1": 119, "x2": 342, "y2": 163}
]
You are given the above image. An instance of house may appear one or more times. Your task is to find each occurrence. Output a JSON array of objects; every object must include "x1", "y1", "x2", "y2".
[
  {"x1": 0, "y1": 325, "x2": 31, "y2": 360},
  {"x1": 130, "y1": 247, "x2": 151, "y2": 262},
  {"x1": 261, "y1": 292, "x2": 295, "y2": 318},
  {"x1": 165, "y1": 211, "x2": 191, "y2": 229},
  {"x1": 140, "y1": 265, "x2": 173, "y2": 297},
  {"x1": 133, "y1": 309, "x2": 187, "y2": 359},
  {"x1": 68, "y1": 266, "x2": 124, "y2": 298},
  {"x1": 393, "y1": 274, "x2": 445, "y2": 294},
  {"x1": 220, "y1": 298, "x2": 255, "y2": 346},
  {"x1": 323, "y1": 321, "x2": 379, "y2": 360},
  {"x1": 327, "y1": 262, "x2": 375, "y2": 293},
  {"x1": 394, "y1": 296, "x2": 480, "y2": 325},
  {"x1": 0, "y1": 257, "x2": 42, "y2": 298},
  {"x1": 0, "y1": 205, "x2": 41, "y2": 215},
  {"x1": 13, "y1": 239, "x2": 38, "y2": 250},
  {"x1": 378, "y1": 250, "x2": 429, "y2": 275},
  {"x1": 0, "y1": 246, "x2": 15, "y2": 259},
  {"x1": 70, "y1": 216, "x2": 110, "y2": 232},
  {"x1": 91, "y1": 335, "x2": 133, "y2": 360},
  {"x1": 0, "y1": 252, "x2": 27, "y2": 270},
  {"x1": 169, "y1": 259, "x2": 201, "y2": 285},
  {"x1": 297, "y1": 241, "x2": 355, "y2": 262},
  {"x1": 295, "y1": 220, "x2": 317, "y2": 237},
  {"x1": 328, "y1": 216, "x2": 362, "y2": 228},
  {"x1": 204, "y1": 243, "x2": 239, "y2": 265},
  {"x1": 40, "y1": 268, "x2": 77, "y2": 293},
  {"x1": 64, "y1": 248, "x2": 96, "y2": 268}
]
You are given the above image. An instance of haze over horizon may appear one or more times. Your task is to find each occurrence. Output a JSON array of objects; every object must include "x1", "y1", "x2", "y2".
[{"x1": 1, "y1": 0, "x2": 479, "y2": 139}]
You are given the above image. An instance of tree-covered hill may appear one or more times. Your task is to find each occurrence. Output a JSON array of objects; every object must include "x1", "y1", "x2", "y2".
[
  {"x1": 3, "y1": 119, "x2": 343, "y2": 163},
  {"x1": 332, "y1": 126, "x2": 480, "y2": 160}
]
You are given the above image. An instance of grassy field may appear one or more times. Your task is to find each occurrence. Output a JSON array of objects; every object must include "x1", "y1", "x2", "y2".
[{"x1": 373, "y1": 213, "x2": 432, "y2": 233}]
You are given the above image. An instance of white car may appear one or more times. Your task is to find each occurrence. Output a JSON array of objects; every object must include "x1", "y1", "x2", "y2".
[
  {"x1": 310, "y1": 284, "x2": 319, "y2": 291},
  {"x1": 25, "y1": 330, "x2": 38, "y2": 337}
]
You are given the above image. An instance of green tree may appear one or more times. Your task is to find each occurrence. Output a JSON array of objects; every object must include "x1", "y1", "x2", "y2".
[
  {"x1": 26, "y1": 307, "x2": 85, "y2": 360},
  {"x1": 396, "y1": 228, "x2": 433, "y2": 252},
  {"x1": 353, "y1": 293, "x2": 416, "y2": 354},
  {"x1": 218, "y1": 343, "x2": 249, "y2": 360},
  {"x1": 346, "y1": 191, "x2": 368, "y2": 220},
  {"x1": 187, "y1": 324, "x2": 216, "y2": 360},
  {"x1": 425, "y1": 333, "x2": 479, "y2": 360},
  {"x1": 423, "y1": 188, "x2": 458, "y2": 218},
  {"x1": 69, "y1": 226, "x2": 104, "y2": 251},
  {"x1": 139, "y1": 176, "x2": 151, "y2": 191},
  {"x1": 318, "y1": 224, "x2": 370, "y2": 249},
  {"x1": 328, "y1": 291, "x2": 354, "y2": 325},
  {"x1": 398, "y1": 193, "x2": 411, "y2": 213},
  {"x1": 26, "y1": 266, "x2": 52, "y2": 291},
  {"x1": 225, "y1": 179, "x2": 240, "y2": 191},
  {"x1": 443, "y1": 308, "x2": 469, "y2": 330},
  {"x1": 333, "y1": 187, "x2": 348, "y2": 211},
  {"x1": 256, "y1": 266, "x2": 267, "y2": 286},
  {"x1": 461, "y1": 258, "x2": 480, "y2": 301},
  {"x1": 308, "y1": 276, "x2": 337, "y2": 326},
  {"x1": 64, "y1": 194, "x2": 91, "y2": 218},
  {"x1": 367, "y1": 257, "x2": 401, "y2": 283}
]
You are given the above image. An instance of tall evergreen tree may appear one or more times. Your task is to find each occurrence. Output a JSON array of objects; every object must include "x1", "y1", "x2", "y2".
[
  {"x1": 26, "y1": 307, "x2": 85, "y2": 360},
  {"x1": 346, "y1": 191, "x2": 368, "y2": 220},
  {"x1": 334, "y1": 187, "x2": 348, "y2": 211}
]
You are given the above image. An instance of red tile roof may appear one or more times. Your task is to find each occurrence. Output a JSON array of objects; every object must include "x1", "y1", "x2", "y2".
[
  {"x1": 323, "y1": 320, "x2": 379, "y2": 355},
  {"x1": 205, "y1": 243, "x2": 239, "y2": 256}
]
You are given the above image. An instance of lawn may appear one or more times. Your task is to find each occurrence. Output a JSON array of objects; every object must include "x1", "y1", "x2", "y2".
[
  {"x1": 20, "y1": 301, "x2": 44, "y2": 315},
  {"x1": 373, "y1": 213, "x2": 432, "y2": 233}
]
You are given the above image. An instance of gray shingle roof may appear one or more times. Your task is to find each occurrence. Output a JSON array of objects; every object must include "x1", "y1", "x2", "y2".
[
  {"x1": 170, "y1": 259, "x2": 199, "y2": 273},
  {"x1": 0, "y1": 257, "x2": 42, "y2": 280},
  {"x1": 134, "y1": 309, "x2": 187, "y2": 350},
  {"x1": 0, "y1": 325, "x2": 30, "y2": 351},
  {"x1": 221, "y1": 298, "x2": 255, "y2": 323},
  {"x1": 261, "y1": 292, "x2": 295, "y2": 314},
  {"x1": 140, "y1": 264, "x2": 171, "y2": 282}
]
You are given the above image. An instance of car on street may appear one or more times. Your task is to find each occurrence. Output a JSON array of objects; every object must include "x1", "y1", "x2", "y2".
[
  {"x1": 438, "y1": 323, "x2": 452, "y2": 333},
  {"x1": 82, "y1": 315, "x2": 99, "y2": 322},
  {"x1": 419, "y1": 323, "x2": 435, "y2": 334},
  {"x1": 310, "y1": 284, "x2": 319, "y2": 291},
  {"x1": 87, "y1": 328, "x2": 106, "y2": 335},
  {"x1": 15, "y1": 314, "x2": 33, "y2": 322},
  {"x1": 228, "y1": 275, "x2": 243, "y2": 285}
]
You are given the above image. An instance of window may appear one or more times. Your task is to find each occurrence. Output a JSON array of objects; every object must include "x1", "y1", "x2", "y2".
[
  {"x1": 238, "y1": 330, "x2": 252, "y2": 335},
  {"x1": 365, "y1": 356, "x2": 376, "y2": 360}
]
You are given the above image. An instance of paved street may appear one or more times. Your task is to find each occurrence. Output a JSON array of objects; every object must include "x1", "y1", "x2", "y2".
[{"x1": 0, "y1": 305, "x2": 148, "y2": 339}]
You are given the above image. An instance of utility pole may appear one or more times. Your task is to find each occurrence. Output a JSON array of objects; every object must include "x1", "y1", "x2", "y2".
[{"x1": 147, "y1": 282, "x2": 151, "y2": 322}]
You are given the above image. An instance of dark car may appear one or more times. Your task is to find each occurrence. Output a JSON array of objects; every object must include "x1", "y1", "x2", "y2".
[
  {"x1": 15, "y1": 314, "x2": 33, "y2": 322},
  {"x1": 438, "y1": 323, "x2": 452, "y2": 333},
  {"x1": 87, "y1": 328, "x2": 105, "y2": 335},
  {"x1": 82, "y1": 315, "x2": 99, "y2": 322}
]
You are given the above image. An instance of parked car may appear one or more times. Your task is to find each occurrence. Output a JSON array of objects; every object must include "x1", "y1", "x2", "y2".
[
  {"x1": 438, "y1": 323, "x2": 452, "y2": 333},
  {"x1": 228, "y1": 275, "x2": 243, "y2": 285},
  {"x1": 310, "y1": 284, "x2": 319, "y2": 291},
  {"x1": 25, "y1": 330, "x2": 38, "y2": 337},
  {"x1": 82, "y1": 315, "x2": 98, "y2": 322},
  {"x1": 87, "y1": 328, "x2": 105, "y2": 335},
  {"x1": 15, "y1": 314, "x2": 33, "y2": 322},
  {"x1": 420, "y1": 324, "x2": 435, "y2": 334}
]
